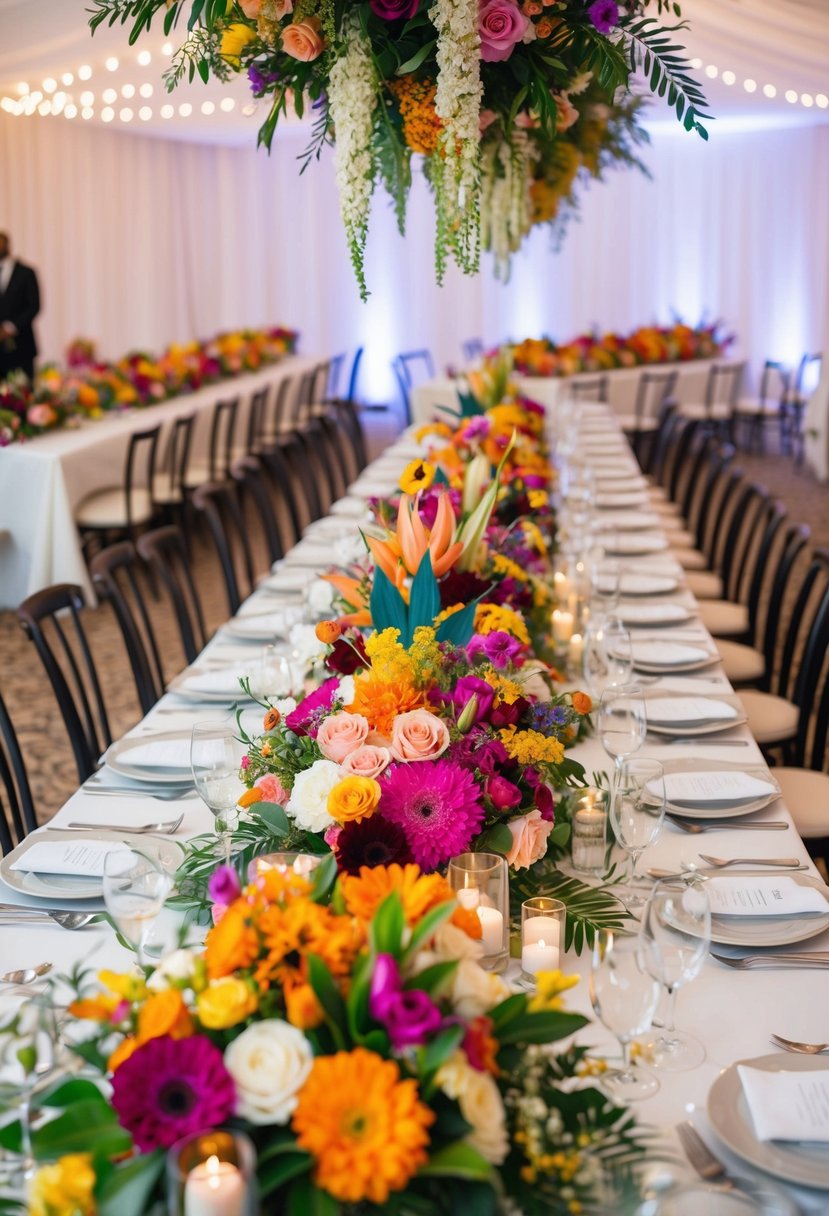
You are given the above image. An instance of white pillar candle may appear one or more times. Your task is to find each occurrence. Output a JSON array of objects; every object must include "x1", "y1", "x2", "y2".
[
  {"x1": 476, "y1": 905, "x2": 504, "y2": 955},
  {"x1": 523, "y1": 914, "x2": 561, "y2": 947},
  {"x1": 456, "y1": 886, "x2": 480, "y2": 911},
  {"x1": 522, "y1": 937, "x2": 560, "y2": 975},
  {"x1": 552, "y1": 610, "x2": 574, "y2": 644},
  {"x1": 184, "y1": 1156, "x2": 245, "y2": 1216},
  {"x1": 553, "y1": 571, "x2": 571, "y2": 604},
  {"x1": 568, "y1": 632, "x2": 583, "y2": 665}
]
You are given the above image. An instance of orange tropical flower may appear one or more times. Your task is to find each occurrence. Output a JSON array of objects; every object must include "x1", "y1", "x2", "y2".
[
  {"x1": 341, "y1": 863, "x2": 455, "y2": 926},
  {"x1": 292, "y1": 1049, "x2": 434, "y2": 1204},
  {"x1": 365, "y1": 491, "x2": 463, "y2": 594}
]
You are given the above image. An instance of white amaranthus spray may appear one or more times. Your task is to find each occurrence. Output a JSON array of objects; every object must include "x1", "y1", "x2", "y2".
[
  {"x1": 429, "y1": 0, "x2": 483, "y2": 279},
  {"x1": 328, "y1": 16, "x2": 379, "y2": 300},
  {"x1": 480, "y1": 130, "x2": 536, "y2": 278}
]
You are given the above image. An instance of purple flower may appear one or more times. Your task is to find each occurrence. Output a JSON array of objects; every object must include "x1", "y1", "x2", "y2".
[
  {"x1": 485, "y1": 774, "x2": 523, "y2": 811},
  {"x1": 587, "y1": 0, "x2": 620, "y2": 34},
  {"x1": 369, "y1": 954, "x2": 444, "y2": 1050},
  {"x1": 378, "y1": 760, "x2": 484, "y2": 870},
  {"x1": 475, "y1": 737, "x2": 510, "y2": 775},
  {"x1": 529, "y1": 703, "x2": 568, "y2": 734},
  {"x1": 208, "y1": 864, "x2": 242, "y2": 907},
  {"x1": 285, "y1": 676, "x2": 340, "y2": 736},
  {"x1": 248, "y1": 63, "x2": 280, "y2": 95},
  {"x1": 370, "y1": 0, "x2": 420, "y2": 17},
  {"x1": 467, "y1": 630, "x2": 523, "y2": 670},
  {"x1": 460, "y1": 416, "x2": 491, "y2": 442},
  {"x1": 524, "y1": 768, "x2": 556, "y2": 822},
  {"x1": 432, "y1": 676, "x2": 495, "y2": 725},
  {"x1": 490, "y1": 696, "x2": 530, "y2": 729}
]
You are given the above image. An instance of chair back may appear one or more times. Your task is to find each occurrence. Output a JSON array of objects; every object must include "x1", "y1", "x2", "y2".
[
  {"x1": 704, "y1": 362, "x2": 744, "y2": 417},
  {"x1": 462, "y1": 339, "x2": 484, "y2": 364},
  {"x1": 232, "y1": 456, "x2": 286, "y2": 567},
  {"x1": 124, "y1": 425, "x2": 161, "y2": 530},
  {"x1": 569, "y1": 375, "x2": 608, "y2": 403},
  {"x1": 311, "y1": 361, "x2": 331, "y2": 405},
  {"x1": 90, "y1": 541, "x2": 165, "y2": 714},
  {"x1": 157, "y1": 413, "x2": 196, "y2": 502},
  {"x1": 0, "y1": 689, "x2": 37, "y2": 855},
  {"x1": 327, "y1": 354, "x2": 346, "y2": 399},
  {"x1": 756, "y1": 522, "x2": 810, "y2": 693},
  {"x1": 192, "y1": 482, "x2": 255, "y2": 615},
  {"x1": 393, "y1": 350, "x2": 436, "y2": 424},
  {"x1": 246, "y1": 387, "x2": 270, "y2": 455},
  {"x1": 137, "y1": 526, "x2": 209, "y2": 665},
  {"x1": 757, "y1": 360, "x2": 789, "y2": 410},
  {"x1": 676, "y1": 434, "x2": 724, "y2": 540},
  {"x1": 717, "y1": 482, "x2": 768, "y2": 601},
  {"x1": 666, "y1": 418, "x2": 702, "y2": 506},
  {"x1": 207, "y1": 397, "x2": 240, "y2": 482},
  {"x1": 17, "y1": 584, "x2": 111, "y2": 783},
  {"x1": 741, "y1": 500, "x2": 788, "y2": 641},
  {"x1": 642, "y1": 404, "x2": 681, "y2": 484},
  {"x1": 258, "y1": 444, "x2": 303, "y2": 546},
  {"x1": 783, "y1": 552, "x2": 829, "y2": 767},
  {"x1": 634, "y1": 369, "x2": 677, "y2": 429},
  {"x1": 266, "y1": 373, "x2": 297, "y2": 438},
  {"x1": 346, "y1": 347, "x2": 364, "y2": 404}
]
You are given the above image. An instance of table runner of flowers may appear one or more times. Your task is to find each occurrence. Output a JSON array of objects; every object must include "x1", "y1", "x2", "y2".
[
  {"x1": 88, "y1": 1, "x2": 708, "y2": 295},
  {"x1": 510, "y1": 320, "x2": 733, "y2": 378},
  {"x1": 0, "y1": 327, "x2": 298, "y2": 447}
]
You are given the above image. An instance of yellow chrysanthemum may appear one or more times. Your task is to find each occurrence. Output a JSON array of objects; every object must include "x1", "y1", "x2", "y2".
[
  {"x1": 292, "y1": 1049, "x2": 434, "y2": 1204},
  {"x1": 527, "y1": 969, "x2": 580, "y2": 1013},
  {"x1": 29, "y1": 1154, "x2": 96, "y2": 1216},
  {"x1": 491, "y1": 553, "x2": 530, "y2": 583},
  {"x1": 474, "y1": 602, "x2": 531, "y2": 645},
  {"x1": 499, "y1": 726, "x2": 565, "y2": 766}
]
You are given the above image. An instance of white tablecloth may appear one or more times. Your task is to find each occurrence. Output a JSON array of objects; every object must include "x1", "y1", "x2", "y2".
[
  {"x1": 411, "y1": 359, "x2": 741, "y2": 426},
  {"x1": 0, "y1": 356, "x2": 317, "y2": 609},
  {"x1": 1, "y1": 407, "x2": 826, "y2": 1211}
]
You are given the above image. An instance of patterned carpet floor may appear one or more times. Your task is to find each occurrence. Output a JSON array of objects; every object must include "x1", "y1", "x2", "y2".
[{"x1": 2, "y1": 409, "x2": 827, "y2": 827}]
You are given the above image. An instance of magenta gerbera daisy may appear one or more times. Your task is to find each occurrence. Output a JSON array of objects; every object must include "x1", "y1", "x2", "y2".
[
  {"x1": 111, "y1": 1034, "x2": 236, "y2": 1151},
  {"x1": 378, "y1": 760, "x2": 484, "y2": 871}
]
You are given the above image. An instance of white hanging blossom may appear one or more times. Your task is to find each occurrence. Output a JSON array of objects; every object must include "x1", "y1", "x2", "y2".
[
  {"x1": 480, "y1": 130, "x2": 537, "y2": 277},
  {"x1": 328, "y1": 17, "x2": 378, "y2": 300},
  {"x1": 429, "y1": 0, "x2": 483, "y2": 277}
]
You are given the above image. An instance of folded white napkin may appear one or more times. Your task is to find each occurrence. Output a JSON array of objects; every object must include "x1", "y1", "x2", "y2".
[
  {"x1": 11, "y1": 840, "x2": 118, "y2": 877},
  {"x1": 707, "y1": 876, "x2": 828, "y2": 918},
  {"x1": 597, "y1": 494, "x2": 649, "y2": 509},
  {"x1": 646, "y1": 697, "x2": 737, "y2": 724},
  {"x1": 600, "y1": 534, "x2": 668, "y2": 555},
  {"x1": 267, "y1": 568, "x2": 315, "y2": 591},
  {"x1": 633, "y1": 641, "x2": 711, "y2": 666},
  {"x1": 620, "y1": 574, "x2": 678, "y2": 595},
  {"x1": 114, "y1": 738, "x2": 191, "y2": 769},
  {"x1": 599, "y1": 512, "x2": 662, "y2": 532},
  {"x1": 179, "y1": 669, "x2": 251, "y2": 694},
  {"x1": 658, "y1": 770, "x2": 774, "y2": 804},
  {"x1": 330, "y1": 497, "x2": 372, "y2": 518},
  {"x1": 738, "y1": 1066, "x2": 829, "y2": 1142},
  {"x1": 621, "y1": 604, "x2": 690, "y2": 625}
]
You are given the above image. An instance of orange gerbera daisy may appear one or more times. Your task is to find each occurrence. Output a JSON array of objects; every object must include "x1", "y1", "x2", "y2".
[
  {"x1": 204, "y1": 901, "x2": 260, "y2": 980},
  {"x1": 341, "y1": 862, "x2": 454, "y2": 926},
  {"x1": 292, "y1": 1049, "x2": 434, "y2": 1204}
]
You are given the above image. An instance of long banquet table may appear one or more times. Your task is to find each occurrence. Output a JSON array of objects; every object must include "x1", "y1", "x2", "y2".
[
  {"x1": 0, "y1": 356, "x2": 317, "y2": 609},
  {"x1": 411, "y1": 358, "x2": 744, "y2": 427},
  {"x1": 2, "y1": 399, "x2": 828, "y2": 1211}
]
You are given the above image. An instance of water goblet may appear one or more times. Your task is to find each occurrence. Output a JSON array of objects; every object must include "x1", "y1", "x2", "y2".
[
  {"x1": 190, "y1": 721, "x2": 245, "y2": 864},
  {"x1": 583, "y1": 615, "x2": 633, "y2": 699},
  {"x1": 103, "y1": 846, "x2": 173, "y2": 967},
  {"x1": 598, "y1": 682, "x2": 646, "y2": 773},
  {"x1": 639, "y1": 878, "x2": 711, "y2": 1070},
  {"x1": 590, "y1": 556, "x2": 622, "y2": 617},
  {"x1": 609, "y1": 758, "x2": 666, "y2": 907},
  {"x1": 259, "y1": 644, "x2": 294, "y2": 699},
  {"x1": 589, "y1": 930, "x2": 661, "y2": 1101}
]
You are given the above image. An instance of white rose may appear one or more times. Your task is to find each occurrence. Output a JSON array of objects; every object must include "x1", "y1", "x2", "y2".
[
  {"x1": 337, "y1": 674, "x2": 355, "y2": 705},
  {"x1": 286, "y1": 758, "x2": 341, "y2": 832},
  {"x1": 308, "y1": 579, "x2": 335, "y2": 616},
  {"x1": 436, "y1": 1053, "x2": 509, "y2": 1164},
  {"x1": 224, "y1": 1019, "x2": 313, "y2": 1125},
  {"x1": 146, "y1": 948, "x2": 198, "y2": 991},
  {"x1": 289, "y1": 623, "x2": 326, "y2": 669},
  {"x1": 450, "y1": 958, "x2": 510, "y2": 1019}
]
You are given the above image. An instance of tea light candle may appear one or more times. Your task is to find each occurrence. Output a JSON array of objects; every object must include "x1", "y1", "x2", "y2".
[
  {"x1": 568, "y1": 632, "x2": 583, "y2": 665},
  {"x1": 523, "y1": 914, "x2": 561, "y2": 947},
  {"x1": 552, "y1": 609, "x2": 574, "y2": 644},
  {"x1": 184, "y1": 1155, "x2": 245, "y2": 1216},
  {"x1": 476, "y1": 906, "x2": 504, "y2": 955},
  {"x1": 522, "y1": 914, "x2": 561, "y2": 973}
]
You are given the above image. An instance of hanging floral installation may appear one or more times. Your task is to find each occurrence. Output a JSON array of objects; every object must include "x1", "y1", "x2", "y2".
[{"x1": 89, "y1": 1, "x2": 708, "y2": 296}]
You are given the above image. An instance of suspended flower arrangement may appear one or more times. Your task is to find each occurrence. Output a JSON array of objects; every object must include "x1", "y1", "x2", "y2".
[{"x1": 90, "y1": 1, "x2": 708, "y2": 297}]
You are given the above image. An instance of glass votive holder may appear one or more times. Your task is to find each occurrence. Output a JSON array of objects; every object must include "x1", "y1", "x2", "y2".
[
  {"x1": 571, "y1": 788, "x2": 608, "y2": 876},
  {"x1": 248, "y1": 851, "x2": 323, "y2": 885},
  {"x1": 167, "y1": 1129, "x2": 256, "y2": 1216},
  {"x1": 521, "y1": 897, "x2": 566, "y2": 987},
  {"x1": 448, "y1": 852, "x2": 509, "y2": 973}
]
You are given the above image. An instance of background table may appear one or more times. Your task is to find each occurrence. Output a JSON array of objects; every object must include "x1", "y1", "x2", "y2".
[{"x1": 0, "y1": 355, "x2": 317, "y2": 608}]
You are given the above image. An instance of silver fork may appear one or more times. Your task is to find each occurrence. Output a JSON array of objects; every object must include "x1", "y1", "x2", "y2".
[
  {"x1": 82, "y1": 786, "x2": 196, "y2": 802},
  {"x1": 51, "y1": 813, "x2": 185, "y2": 834},
  {"x1": 667, "y1": 816, "x2": 788, "y2": 834},
  {"x1": 711, "y1": 951, "x2": 829, "y2": 970},
  {"x1": 676, "y1": 1122, "x2": 734, "y2": 1188}
]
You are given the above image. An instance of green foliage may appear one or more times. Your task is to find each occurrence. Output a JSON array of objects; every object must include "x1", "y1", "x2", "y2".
[
  {"x1": 620, "y1": 16, "x2": 711, "y2": 137},
  {"x1": 509, "y1": 865, "x2": 631, "y2": 953}
]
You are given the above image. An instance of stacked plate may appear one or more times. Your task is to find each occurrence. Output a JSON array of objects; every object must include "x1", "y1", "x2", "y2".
[
  {"x1": 647, "y1": 766, "x2": 781, "y2": 819},
  {"x1": 645, "y1": 694, "x2": 746, "y2": 736},
  {"x1": 618, "y1": 603, "x2": 694, "y2": 628},
  {"x1": 0, "y1": 830, "x2": 183, "y2": 901},
  {"x1": 632, "y1": 640, "x2": 716, "y2": 672}
]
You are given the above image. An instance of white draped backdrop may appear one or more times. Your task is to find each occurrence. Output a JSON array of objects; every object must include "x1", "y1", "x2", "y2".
[{"x1": 1, "y1": 111, "x2": 828, "y2": 410}]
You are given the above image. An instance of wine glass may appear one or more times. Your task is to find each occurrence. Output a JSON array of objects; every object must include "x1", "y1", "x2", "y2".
[
  {"x1": 590, "y1": 556, "x2": 621, "y2": 617},
  {"x1": 0, "y1": 993, "x2": 64, "y2": 1182},
  {"x1": 598, "y1": 683, "x2": 646, "y2": 772},
  {"x1": 103, "y1": 846, "x2": 173, "y2": 967},
  {"x1": 609, "y1": 758, "x2": 666, "y2": 907},
  {"x1": 640, "y1": 878, "x2": 711, "y2": 1070},
  {"x1": 589, "y1": 930, "x2": 661, "y2": 1101},
  {"x1": 583, "y1": 615, "x2": 633, "y2": 699},
  {"x1": 258, "y1": 645, "x2": 294, "y2": 699},
  {"x1": 190, "y1": 722, "x2": 245, "y2": 863}
]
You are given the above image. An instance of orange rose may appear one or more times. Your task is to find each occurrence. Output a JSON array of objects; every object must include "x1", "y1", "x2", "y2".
[
  {"x1": 137, "y1": 989, "x2": 193, "y2": 1044},
  {"x1": 282, "y1": 17, "x2": 325, "y2": 61},
  {"x1": 571, "y1": 691, "x2": 592, "y2": 714},
  {"x1": 285, "y1": 981, "x2": 324, "y2": 1029},
  {"x1": 263, "y1": 707, "x2": 281, "y2": 731}
]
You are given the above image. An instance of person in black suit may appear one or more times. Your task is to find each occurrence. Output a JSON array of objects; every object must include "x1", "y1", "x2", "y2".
[{"x1": 0, "y1": 232, "x2": 41, "y2": 382}]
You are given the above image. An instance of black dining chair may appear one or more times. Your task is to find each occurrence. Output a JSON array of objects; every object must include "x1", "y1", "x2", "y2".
[
  {"x1": 392, "y1": 349, "x2": 435, "y2": 425},
  {"x1": 462, "y1": 338, "x2": 484, "y2": 364},
  {"x1": 192, "y1": 482, "x2": 256, "y2": 616},
  {"x1": 781, "y1": 352, "x2": 823, "y2": 464},
  {"x1": 734, "y1": 360, "x2": 789, "y2": 453},
  {"x1": 136, "y1": 526, "x2": 210, "y2": 666},
  {"x1": 183, "y1": 396, "x2": 240, "y2": 489},
  {"x1": 89, "y1": 541, "x2": 166, "y2": 715},
  {"x1": 231, "y1": 456, "x2": 288, "y2": 568},
  {"x1": 568, "y1": 375, "x2": 608, "y2": 403},
  {"x1": 624, "y1": 369, "x2": 677, "y2": 464},
  {"x1": 153, "y1": 412, "x2": 197, "y2": 538},
  {"x1": 75, "y1": 424, "x2": 161, "y2": 552},
  {"x1": 17, "y1": 584, "x2": 113, "y2": 784},
  {"x1": 0, "y1": 688, "x2": 38, "y2": 855}
]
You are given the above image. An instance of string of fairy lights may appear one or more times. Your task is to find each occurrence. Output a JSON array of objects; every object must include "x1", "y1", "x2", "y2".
[{"x1": 0, "y1": 47, "x2": 826, "y2": 127}]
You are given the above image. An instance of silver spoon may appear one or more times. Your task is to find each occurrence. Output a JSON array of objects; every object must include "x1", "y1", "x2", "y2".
[
  {"x1": 0, "y1": 962, "x2": 52, "y2": 984},
  {"x1": 698, "y1": 854, "x2": 803, "y2": 869},
  {"x1": 771, "y1": 1034, "x2": 829, "y2": 1055},
  {"x1": 0, "y1": 909, "x2": 100, "y2": 930}
]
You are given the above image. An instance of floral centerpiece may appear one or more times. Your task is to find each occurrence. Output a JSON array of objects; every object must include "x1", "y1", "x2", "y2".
[
  {"x1": 512, "y1": 320, "x2": 733, "y2": 377},
  {"x1": 5, "y1": 864, "x2": 648, "y2": 1214},
  {"x1": 90, "y1": 1, "x2": 707, "y2": 295}
]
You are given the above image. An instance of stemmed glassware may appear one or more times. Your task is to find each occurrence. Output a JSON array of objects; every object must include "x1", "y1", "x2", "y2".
[
  {"x1": 103, "y1": 845, "x2": 174, "y2": 967},
  {"x1": 609, "y1": 758, "x2": 666, "y2": 907},
  {"x1": 583, "y1": 616, "x2": 633, "y2": 699},
  {"x1": 258, "y1": 644, "x2": 294, "y2": 699},
  {"x1": 598, "y1": 683, "x2": 646, "y2": 773},
  {"x1": 190, "y1": 721, "x2": 245, "y2": 864},
  {"x1": 0, "y1": 993, "x2": 65, "y2": 1182},
  {"x1": 639, "y1": 878, "x2": 711, "y2": 1070},
  {"x1": 589, "y1": 930, "x2": 661, "y2": 1101}
]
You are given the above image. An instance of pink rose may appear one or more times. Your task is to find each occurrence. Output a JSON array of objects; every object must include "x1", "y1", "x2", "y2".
[
  {"x1": 282, "y1": 17, "x2": 325, "y2": 61},
  {"x1": 239, "y1": 0, "x2": 263, "y2": 14},
  {"x1": 254, "y1": 773, "x2": 290, "y2": 805},
  {"x1": 341, "y1": 744, "x2": 393, "y2": 780},
  {"x1": 390, "y1": 710, "x2": 450, "y2": 762},
  {"x1": 479, "y1": 0, "x2": 529, "y2": 62},
  {"x1": 316, "y1": 712, "x2": 370, "y2": 764},
  {"x1": 505, "y1": 810, "x2": 553, "y2": 870},
  {"x1": 554, "y1": 92, "x2": 579, "y2": 132}
]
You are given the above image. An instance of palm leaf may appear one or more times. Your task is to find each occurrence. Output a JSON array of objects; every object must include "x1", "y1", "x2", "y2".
[
  {"x1": 510, "y1": 865, "x2": 631, "y2": 953},
  {"x1": 620, "y1": 16, "x2": 711, "y2": 138}
]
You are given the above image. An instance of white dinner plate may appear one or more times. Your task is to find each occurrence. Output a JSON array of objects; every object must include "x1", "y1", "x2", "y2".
[
  {"x1": 167, "y1": 666, "x2": 255, "y2": 703},
  {"x1": 646, "y1": 766, "x2": 781, "y2": 819},
  {"x1": 105, "y1": 730, "x2": 194, "y2": 784},
  {"x1": 645, "y1": 695, "x2": 746, "y2": 736},
  {"x1": 222, "y1": 613, "x2": 295, "y2": 643},
  {"x1": 598, "y1": 533, "x2": 669, "y2": 557},
  {"x1": 597, "y1": 511, "x2": 662, "y2": 532},
  {"x1": 632, "y1": 641, "x2": 716, "y2": 672},
  {"x1": 596, "y1": 493, "x2": 649, "y2": 509},
  {"x1": 595, "y1": 478, "x2": 648, "y2": 494},
  {"x1": 347, "y1": 478, "x2": 397, "y2": 498},
  {"x1": 708, "y1": 1054, "x2": 829, "y2": 1189},
  {"x1": 0, "y1": 830, "x2": 184, "y2": 901},
  {"x1": 620, "y1": 573, "x2": 680, "y2": 597},
  {"x1": 330, "y1": 497, "x2": 372, "y2": 518},
  {"x1": 618, "y1": 603, "x2": 694, "y2": 628}
]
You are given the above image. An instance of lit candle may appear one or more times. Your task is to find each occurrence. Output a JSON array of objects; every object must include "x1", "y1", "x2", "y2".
[
  {"x1": 553, "y1": 571, "x2": 571, "y2": 604},
  {"x1": 476, "y1": 905, "x2": 504, "y2": 955},
  {"x1": 522, "y1": 935, "x2": 560, "y2": 975},
  {"x1": 572, "y1": 794, "x2": 607, "y2": 873},
  {"x1": 184, "y1": 1155, "x2": 245, "y2": 1216},
  {"x1": 552, "y1": 610, "x2": 574, "y2": 644},
  {"x1": 456, "y1": 886, "x2": 480, "y2": 911},
  {"x1": 523, "y1": 914, "x2": 561, "y2": 947},
  {"x1": 568, "y1": 632, "x2": 583, "y2": 665}
]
